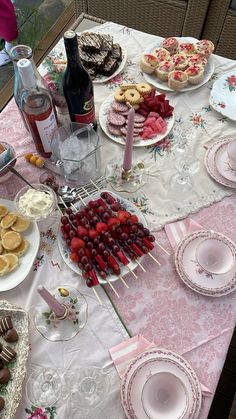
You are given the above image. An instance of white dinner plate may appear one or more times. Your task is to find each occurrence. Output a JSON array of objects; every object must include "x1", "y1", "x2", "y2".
[
  {"x1": 99, "y1": 92, "x2": 175, "y2": 147},
  {"x1": 93, "y1": 47, "x2": 127, "y2": 84},
  {"x1": 121, "y1": 347, "x2": 202, "y2": 419},
  {"x1": 175, "y1": 230, "x2": 236, "y2": 297},
  {"x1": 143, "y1": 37, "x2": 215, "y2": 92},
  {"x1": 205, "y1": 138, "x2": 236, "y2": 189},
  {"x1": 209, "y1": 72, "x2": 236, "y2": 121},
  {"x1": 0, "y1": 300, "x2": 29, "y2": 419},
  {"x1": 57, "y1": 190, "x2": 147, "y2": 284},
  {"x1": 214, "y1": 141, "x2": 236, "y2": 182},
  {"x1": 0, "y1": 199, "x2": 40, "y2": 291}
]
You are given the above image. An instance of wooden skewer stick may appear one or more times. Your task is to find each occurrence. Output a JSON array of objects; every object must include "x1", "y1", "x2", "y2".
[
  {"x1": 148, "y1": 252, "x2": 161, "y2": 266},
  {"x1": 90, "y1": 178, "x2": 101, "y2": 191},
  {"x1": 136, "y1": 260, "x2": 146, "y2": 272},
  {"x1": 105, "y1": 278, "x2": 120, "y2": 298},
  {"x1": 155, "y1": 240, "x2": 170, "y2": 256},
  {"x1": 92, "y1": 286, "x2": 103, "y2": 305},
  {"x1": 126, "y1": 265, "x2": 138, "y2": 279},
  {"x1": 119, "y1": 276, "x2": 129, "y2": 288}
]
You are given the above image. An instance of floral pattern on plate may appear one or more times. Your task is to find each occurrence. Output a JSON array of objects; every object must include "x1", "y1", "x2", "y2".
[
  {"x1": 205, "y1": 138, "x2": 236, "y2": 189},
  {"x1": 175, "y1": 230, "x2": 236, "y2": 296},
  {"x1": 210, "y1": 72, "x2": 236, "y2": 121},
  {"x1": 214, "y1": 141, "x2": 236, "y2": 182}
]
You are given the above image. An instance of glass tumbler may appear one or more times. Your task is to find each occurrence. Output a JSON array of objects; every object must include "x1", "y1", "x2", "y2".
[{"x1": 50, "y1": 122, "x2": 101, "y2": 185}]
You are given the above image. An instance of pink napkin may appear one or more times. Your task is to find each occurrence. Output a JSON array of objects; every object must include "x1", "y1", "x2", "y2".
[
  {"x1": 109, "y1": 335, "x2": 212, "y2": 397},
  {"x1": 164, "y1": 218, "x2": 202, "y2": 250}
]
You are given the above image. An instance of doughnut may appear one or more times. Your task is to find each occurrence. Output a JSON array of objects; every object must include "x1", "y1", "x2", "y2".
[
  {"x1": 136, "y1": 83, "x2": 152, "y2": 95},
  {"x1": 124, "y1": 89, "x2": 141, "y2": 105},
  {"x1": 114, "y1": 89, "x2": 126, "y2": 102}
]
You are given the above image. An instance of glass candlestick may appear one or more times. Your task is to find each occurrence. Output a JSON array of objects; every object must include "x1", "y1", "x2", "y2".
[
  {"x1": 105, "y1": 158, "x2": 149, "y2": 193},
  {"x1": 30, "y1": 285, "x2": 88, "y2": 341}
]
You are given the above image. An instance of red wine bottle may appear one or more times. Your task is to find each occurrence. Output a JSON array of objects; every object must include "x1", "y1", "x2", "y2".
[
  {"x1": 63, "y1": 30, "x2": 97, "y2": 130},
  {"x1": 17, "y1": 58, "x2": 58, "y2": 157}
]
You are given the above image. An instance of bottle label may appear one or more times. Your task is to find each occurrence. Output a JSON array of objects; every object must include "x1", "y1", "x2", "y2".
[
  {"x1": 74, "y1": 108, "x2": 95, "y2": 125},
  {"x1": 35, "y1": 110, "x2": 57, "y2": 152}
]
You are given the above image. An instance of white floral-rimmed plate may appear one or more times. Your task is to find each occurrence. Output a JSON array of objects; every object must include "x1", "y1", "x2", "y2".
[
  {"x1": 209, "y1": 72, "x2": 236, "y2": 121},
  {"x1": 143, "y1": 37, "x2": 215, "y2": 92},
  {"x1": 214, "y1": 141, "x2": 236, "y2": 182},
  {"x1": 99, "y1": 92, "x2": 175, "y2": 147},
  {"x1": 205, "y1": 138, "x2": 236, "y2": 189},
  {"x1": 57, "y1": 190, "x2": 147, "y2": 284},
  {"x1": 0, "y1": 300, "x2": 29, "y2": 419},
  {"x1": 175, "y1": 230, "x2": 236, "y2": 296},
  {"x1": 0, "y1": 199, "x2": 40, "y2": 291},
  {"x1": 121, "y1": 347, "x2": 202, "y2": 419}
]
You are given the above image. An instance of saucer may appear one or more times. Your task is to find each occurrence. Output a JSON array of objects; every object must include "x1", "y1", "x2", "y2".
[
  {"x1": 214, "y1": 141, "x2": 236, "y2": 182},
  {"x1": 121, "y1": 348, "x2": 202, "y2": 419},
  {"x1": 205, "y1": 139, "x2": 236, "y2": 189},
  {"x1": 175, "y1": 230, "x2": 236, "y2": 297},
  {"x1": 141, "y1": 372, "x2": 188, "y2": 419}
]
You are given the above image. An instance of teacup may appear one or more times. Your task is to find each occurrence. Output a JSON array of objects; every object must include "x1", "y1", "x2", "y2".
[
  {"x1": 196, "y1": 237, "x2": 235, "y2": 275},
  {"x1": 141, "y1": 372, "x2": 188, "y2": 419},
  {"x1": 227, "y1": 139, "x2": 236, "y2": 170}
]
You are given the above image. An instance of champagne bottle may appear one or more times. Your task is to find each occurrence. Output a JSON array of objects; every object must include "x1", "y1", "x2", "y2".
[
  {"x1": 63, "y1": 30, "x2": 97, "y2": 130},
  {"x1": 17, "y1": 58, "x2": 58, "y2": 157}
]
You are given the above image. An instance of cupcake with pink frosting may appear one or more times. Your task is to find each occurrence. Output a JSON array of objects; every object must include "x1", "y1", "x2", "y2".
[
  {"x1": 168, "y1": 70, "x2": 188, "y2": 90},
  {"x1": 194, "y1": 39, "x2": 215, "y2": 58},
  {"x1": 140, "y1": 54, "x2": 158, "y2": 74},
  {"x1": 185, "y1": 65, "x2": 204, "y2": 85},
  {"x1": 162, "y1": 37, "x2": 179, "y2": 55},
  {"x1": 155, "y1": 60, "x2": 175, "y2": 81},
  {"x1": 171, "y1": 53, "x2": 188, "y2": 70},
  {"x1": 152, "y1": 47, "x2": 170, "y2": 63}
]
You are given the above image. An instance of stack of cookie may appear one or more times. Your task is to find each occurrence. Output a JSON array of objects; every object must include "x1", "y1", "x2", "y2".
[
  {"x1": 77, "y1": 32, "x2": 123, "y2": 79},
  {"x1": 0, "y1": 205, "x2": 30, "y2": 276},
  {"x1": 140, "y1": 37, "x2": 214, "y2": 90}
]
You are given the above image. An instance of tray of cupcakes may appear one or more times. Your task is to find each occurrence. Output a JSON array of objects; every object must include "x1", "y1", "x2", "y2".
[
  {"x1": 140, "y1": 37, "x2": 215, "y2": 91},
  {"x1": 0, "y1": 300, "x2": 29, "y2": 419}
]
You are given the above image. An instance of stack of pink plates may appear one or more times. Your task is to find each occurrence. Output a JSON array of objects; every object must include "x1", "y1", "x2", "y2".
[
  {"x1": 205, "y1": 138, "x2": 236, "y2": 188},
  {"x1": 175, "y1": 230, "x2": 236, "y2": 297},
  {"x1": 121, "y1": 348, "x2": 202, "y2": 419}
]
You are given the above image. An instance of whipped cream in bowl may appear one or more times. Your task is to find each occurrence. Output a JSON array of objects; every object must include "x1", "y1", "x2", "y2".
[{"x1": 14, "y1": 184, "x2": 57, "y2": 222}]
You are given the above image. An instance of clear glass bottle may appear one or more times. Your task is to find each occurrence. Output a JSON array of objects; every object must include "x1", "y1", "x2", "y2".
[
  {"x1": 17, "y1": 58, "x2": 58, "y2": 157},
  {"x1": 9, "y1": 45, "x2": 47, "y2": 131}
]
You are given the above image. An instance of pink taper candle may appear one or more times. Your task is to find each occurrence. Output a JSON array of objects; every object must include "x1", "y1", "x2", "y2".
[
  {"x1": 37, "y1": 286, "x2": 66, "y2": 318},
  {"x1": 123, "y1": 107, "x2": 135, "y2": 171}
]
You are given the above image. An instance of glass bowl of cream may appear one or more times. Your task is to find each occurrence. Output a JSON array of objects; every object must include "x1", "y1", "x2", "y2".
[{"x1": 14, "y1": 184, "x2": 57, "y2": 222}]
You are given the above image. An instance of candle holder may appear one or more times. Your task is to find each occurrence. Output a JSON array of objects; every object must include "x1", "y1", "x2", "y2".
[
  {"x1": 105, "y1": 158, "x2": 149, "y2": 193},
  {"x1": 31, "y1": 285, "x2": 88, "y2": 341}
]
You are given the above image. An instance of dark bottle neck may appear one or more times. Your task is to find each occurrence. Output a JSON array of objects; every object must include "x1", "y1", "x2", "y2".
[{"x1": 64, "y1": 33, "x2": 82, "y2": 66}]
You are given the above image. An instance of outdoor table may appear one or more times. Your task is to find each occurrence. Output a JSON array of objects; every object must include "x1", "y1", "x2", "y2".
[{"x1": 0, "y1": 14, "x2": 235, "y2": 419}]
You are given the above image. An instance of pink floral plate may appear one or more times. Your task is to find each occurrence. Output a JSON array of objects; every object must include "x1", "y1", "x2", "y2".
[
  {"x1": 205, "y1": 138, "x2": 236, "y2": 189},
  {"x1": 214, "y1": 141, "x2": 236, "y2": 182},
  {"x1": 175, "y1": 230, "x2": 236, "y2": 297},
  {"x1": 209, "y1": 72, "x2": 236, "y2": 121},
  {"x1": 121, "y1": 348, "x2": 202, "y2": 419}
]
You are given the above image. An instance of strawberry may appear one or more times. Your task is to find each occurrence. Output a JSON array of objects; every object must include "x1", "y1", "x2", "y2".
[
  {"x1": 71, "y1": 237, "x2": 85, "y2": 251},
  {"x1": 77, "y1": 226, "x2": 89, "y2": 237},
  {"x1": 89, "y1": 229, "x2": 98, "y2": 239},
  {"x1": 107, "y1": 217, "x2": 120, "y2": 230},
  {"x1": 96, "y1": 222, "x2": 108, "y2": 234},
  {"x1": 117, "y1": 210, "x2": 130, "y2": 223},
  {"x1": 70, "y1": 252, "x2": 79, "y2": 263},
  {"x1": 130, "y1": 214, "x2": 139, "y2": 224}
]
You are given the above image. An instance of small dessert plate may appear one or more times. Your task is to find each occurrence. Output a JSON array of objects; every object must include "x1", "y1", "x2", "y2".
[
  {"x1": 196, "y1": 236, "x2": 235, "y2": 275},
  {"x1": 214, "y1": 141, "x2": 236, "y2": 182},
  {"x1": 121, "y1": 348, "x2": 202, "y2": 419},
  {"x1": 141, "y1": 372, "x2": 188, "y2": 419},
  {"x1": 205, "y1": 138, "x2": 236, "y2": 189},
  {"x1": 209, "y1": 72, "x2": 236, "y2": 121},
  {"x1": 175, "y1": 230, "x2": 236, "y2": 297}
]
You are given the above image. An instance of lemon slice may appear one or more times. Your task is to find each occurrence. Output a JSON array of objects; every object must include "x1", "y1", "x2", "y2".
[
  {"x1": 11, "y1": 216, "x2": 30, "y2": 232},
  {"x1": 2, "y1": 231, "x2": 22, "y2": 250},
  {"x1": 0, "y1": 206, "x2": 8, "y2": 219},
  {"x1": 11, "y1": 238, "x2": 28, "y2": 257},
  {"x1": 3, "y1": 254, "x2": 19, "y2": 273},
  {"x1": 0, "y1": 256, "x2": 10, "y2": 276},
  {"x1": 1, "y1": 213, "x2": 17, "y2": 229}
]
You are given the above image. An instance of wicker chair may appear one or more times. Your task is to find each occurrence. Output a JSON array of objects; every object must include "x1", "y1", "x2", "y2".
[
  {"x1": 202, "y1": 0, "x2": 236, "y2": 59},
  {"x1": 74, "y1": 0, "x2": 210, "y2": 39}
]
